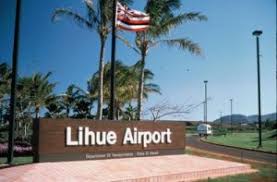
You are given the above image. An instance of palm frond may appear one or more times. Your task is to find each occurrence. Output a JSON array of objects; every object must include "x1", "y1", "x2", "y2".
[
  {"x1": 119, "y1": 0, "x2": 133, "y2": 6},
  {"x1": 146, "y1": 0, "x2": 181, "y2": 17},
  {"x1": 98, "y1": 0, "x2": 112, "y2": 27},
  {"x1": 180, "y1": 12, "x2": 208, "y2": 22},
  {"x1": 151, "y1": 12, "x2": 207, "y2": 37},
  {"x1": 144, "y1": 83, "x2": 161, "y2": 94},
  {"x1": 143, "y1": 83, "x2": 161, "y2": 100},
  {"x1": 144, "y1": 69, "x2": 154, "y2": 80},
  {"x1": 84, "y1": 0, "x2": 100, "y2": 24},
  {"x1": 116, "y1": 35, "x2": 140, "y2": 54},
  {"x1": 52, "y1": 8, "x2": 92, "y2": 29},
  {"x1": 157, "y1": 38, "x2": 202, "y2": 56}
]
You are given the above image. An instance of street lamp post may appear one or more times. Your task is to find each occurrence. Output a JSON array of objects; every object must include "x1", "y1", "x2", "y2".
[
  {"x1": 252, "y1": 30, "x2": 263, "y2": 148},
  {"x1": 8, "y1": 0, "x2": 21, "y2": 164},
  {"x1": 204, "y1": 80, "x2": 208, "y2": 124}
]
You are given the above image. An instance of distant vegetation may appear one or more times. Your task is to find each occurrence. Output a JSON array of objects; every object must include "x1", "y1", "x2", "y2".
[
  {"x1": 212, "y1": 113, "x2": 277, "y2": 134},
  {"x1": 214, "y1": 113, "x2": 277, "y2": 123}
]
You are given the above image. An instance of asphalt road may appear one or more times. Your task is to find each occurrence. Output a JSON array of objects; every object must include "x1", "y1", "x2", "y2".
[{"x1": 186, "y1": 135, "x2": 277, "y2": 165}]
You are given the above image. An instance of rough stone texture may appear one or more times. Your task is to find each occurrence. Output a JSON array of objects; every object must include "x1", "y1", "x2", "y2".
[{"x1": 0, "y1": 154, "x2": 256, "y2": 182}]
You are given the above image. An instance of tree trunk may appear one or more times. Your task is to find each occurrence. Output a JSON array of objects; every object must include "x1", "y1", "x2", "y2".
[
  {"x1": 137, "y1": 52, "x2": 146, "y2": 120},
  {"x1": 116, "y1": 101, "x2": 121, "y2": 120},
  {"x1": 35, "y1": 107, "x2": 39, "y2": 119},
  {"x1": 116, "y1": 107, "x2": 119, "y2": 120},
  {"x1": 15, "y1": 120, "x2": 19, "y2": 138},
  {"x1": 66, "y1": 106, "x2": 69, "y2": 118},
  {"x1": 24, "y1": 124, "x2": 27, "y2": 138},
  {"x1": 97, "y1": 38, "x2": 105, "y2": 120}
]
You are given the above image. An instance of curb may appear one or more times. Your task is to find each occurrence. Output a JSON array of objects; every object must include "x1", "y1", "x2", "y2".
[{"x1": 200, "y1": 138, "x2": 277, "y2": 155}]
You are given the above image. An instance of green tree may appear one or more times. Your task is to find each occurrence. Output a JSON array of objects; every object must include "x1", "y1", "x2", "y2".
[
  {"x1": 45, "y1": 84, "x2": 94, "y2": 119},
  {"x1": 16, "y1": 83, "x2": 32, "y2": 137},
  {"x1": 123, "y1": 103, "x2": 137, "y2": 121},
  {"x1": 52, "y1": 0, "x2": 132, "y2": 120},
  {"x1": 72, "y1": 96, "x2": 93, "y2": 119},
  {"x1": 11, "y1": 72, "x2": 55, "y2": 140},
  {"x1": 58, "y1": 84, "x2": 81, "y2": 118},
  {"x1": 0, "y1": 63, "x2": 11, "y2": 124},
  {"x1": 45, "y1": 100, "x2": 66, "y2": 118},
  {"x1": 88, "y1": 61, "x2": 160, "y2": 119},
  {"x1": 0, "y1": 63, "x2": 12, "y2": 99},
  {"x1": 18, "y1": 72, "x2": 56, "y2": 119},
  {"x1": 120, "y1": 0, "x2": 207, "y2": 119}
]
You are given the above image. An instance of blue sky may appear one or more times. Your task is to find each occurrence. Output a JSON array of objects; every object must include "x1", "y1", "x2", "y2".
[{"x1": 0, "y1": 0, "x2": 276, "y2": 121}]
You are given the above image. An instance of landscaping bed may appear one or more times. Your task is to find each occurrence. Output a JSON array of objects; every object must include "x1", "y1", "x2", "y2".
[{"x1": 0, "y1": 141, "x2": 33, "y2": 157}]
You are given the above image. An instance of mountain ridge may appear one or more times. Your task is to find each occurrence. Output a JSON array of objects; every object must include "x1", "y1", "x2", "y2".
[{"x1": 214, "y1": 112, "x2": 277, "y2": 123}]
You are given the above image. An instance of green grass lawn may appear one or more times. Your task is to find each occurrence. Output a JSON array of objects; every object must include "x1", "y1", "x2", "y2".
[
  {"x1": 0, "y1": 156, "x2": 33, "y2": 165},
  {"x1": 206, "y1": 130, "x2": 277, "y2": 153}
]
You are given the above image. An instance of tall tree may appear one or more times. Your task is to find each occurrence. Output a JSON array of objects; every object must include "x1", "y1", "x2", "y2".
[
  {"x1": 52, "y1": 0, "x2": 132, "y2": 120},
  {"x1": 18, "y1": 72, "x2": 56, "y2": 119},
  {"x1": 45, "y1": 99, "x2": 66, "y2": 118},
  {"x1": 0, "y1": 63, "x2": 12, "y2": 124},
  {"x1": 88, "y1": 60, "x2": 160, "y2": 119},
  {"x1": 59, "y1": 84, "x2": 81, "y2": 118},
  {"x1": 120, "y1": 0, "x2": 207, "y2": 120},
  {"x1": 123, "y1": 103, "x2": 137, "y2": 121},
  {"x1": 72, "y1": 96, "x2": 93, "y2": 119},
  {"x1": 0, "y1": 63, "x2": 12, "y2": 99},
  {"x1": 16, "y1": 82, "x2": 32, "y2": 137}
]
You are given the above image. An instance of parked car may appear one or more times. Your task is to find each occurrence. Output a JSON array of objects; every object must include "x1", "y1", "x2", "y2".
[{"x1": 197, "y1": 124, "x2": 212, "y2": 136}]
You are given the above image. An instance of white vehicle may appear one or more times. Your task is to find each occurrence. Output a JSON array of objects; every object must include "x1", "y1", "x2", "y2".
[{"x1": 197, "y1": 124, "x2": 212, "y2": 136}]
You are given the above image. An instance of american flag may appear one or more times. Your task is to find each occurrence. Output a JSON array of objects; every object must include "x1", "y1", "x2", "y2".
[{"x1": 116, "y1": 2, "x2": 150, "y2": 32}]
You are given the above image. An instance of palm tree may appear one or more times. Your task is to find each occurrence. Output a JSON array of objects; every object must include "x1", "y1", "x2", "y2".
[
  {"x1": 18, "y1": 72, "x2": 56, "y2": 119},
  {"x1": 123, "y1": 103, "x2": 137, "y2": 120},
  {"x1": 32, "y1": 73, "x2": 56, "y2": 119},
  {"x1": 58, "y1": 84, "x2": 81, "y2": 118},
  {"x1": 88, "y1": 60, "x2": 160, "y2": 119},
  {"x1": 0, "y1": 63, "x2": 12, "y2": 99},
  {"x1": 45, "y1": 98, "x2": 66, "y2": 118},
  {"x1": 72, "y1": 96, "x2": 93, "y2": 119},
  {"x1": 0, "y1": 63, "x2": 11, "y2": 124},
  {"x1": 52, "y1": 0, "x2": 132, "y2": 120},
  {"x1": 45, "y1": 99, "x2": 65, "y2": 118},
  {"x1": 120, "y1": 0, "x2": 207, "y2": 120}
]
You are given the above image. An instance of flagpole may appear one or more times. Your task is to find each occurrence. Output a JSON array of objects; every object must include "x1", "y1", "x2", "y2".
[
  {"x1": 8, "y1": 0, "x2": 21, "y2": 164},
  {"x1": 109, "y1": 0, "x2": 117, "y2": 120}
]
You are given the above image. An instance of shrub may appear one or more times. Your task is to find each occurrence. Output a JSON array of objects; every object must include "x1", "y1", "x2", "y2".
[{"x1": 0, "y1": 143, "x2": 32, "y2": 156}]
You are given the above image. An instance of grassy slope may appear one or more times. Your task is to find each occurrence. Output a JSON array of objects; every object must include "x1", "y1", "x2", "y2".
[
  {"x1": 206, "y1": 130, "x2": 277, "y2": 153},
  {"x1": 186, "y1": 147, "x2": 277, "y2": 182}
]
